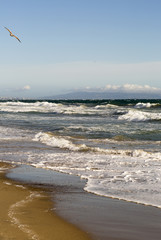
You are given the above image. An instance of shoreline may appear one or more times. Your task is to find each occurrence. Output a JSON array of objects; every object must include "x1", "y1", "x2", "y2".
[
  {"x1": 3, "y1": 162, "x2": 161, "y2": 240},
  {"x1": 0, "y1": 162, "x2": 92, "y2": 240}
]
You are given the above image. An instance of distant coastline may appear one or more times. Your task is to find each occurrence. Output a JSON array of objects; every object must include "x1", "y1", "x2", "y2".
[
  {"x1": 1, "y1": 89, "x2": 161, "y2": 101},
  {"x1": 42, "y1": 90, "x2": 161, "y2": 100}
]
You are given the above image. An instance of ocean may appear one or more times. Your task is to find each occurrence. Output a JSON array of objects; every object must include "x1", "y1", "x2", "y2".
[{"x1": 0, "y1": 99, "x2": 161, "y2": 208}]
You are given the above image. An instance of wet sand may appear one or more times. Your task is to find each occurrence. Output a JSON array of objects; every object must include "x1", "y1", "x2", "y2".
[
  {"x1": 0, "y1": 162, "x2": 92, "y2": 240},
  {"x1": 6, "y1": 164, "x2": 161, "y2": 240}
]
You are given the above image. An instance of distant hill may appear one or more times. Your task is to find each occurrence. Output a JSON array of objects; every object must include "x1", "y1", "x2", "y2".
[{"x1": 44, "y1": 91, "x2": 161, "y2": 100}]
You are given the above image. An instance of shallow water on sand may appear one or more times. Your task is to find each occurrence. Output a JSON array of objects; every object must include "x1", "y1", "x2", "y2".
[{"x1": 7, "y1": 164, "x2": 161, "y2": 240}]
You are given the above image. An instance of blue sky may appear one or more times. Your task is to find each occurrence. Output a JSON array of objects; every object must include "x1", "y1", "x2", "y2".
[{"x1": 1, "y1": 0, "x2": 161, "y2": 98}]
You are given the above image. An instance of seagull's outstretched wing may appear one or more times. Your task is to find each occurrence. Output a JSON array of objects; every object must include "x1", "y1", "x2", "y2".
[
  {"x1": 4, "y1": 27, "x2": 12, "y2": 34},
  {"x1": 13, "y1": 35, "x2": 21, "y2": 42}
]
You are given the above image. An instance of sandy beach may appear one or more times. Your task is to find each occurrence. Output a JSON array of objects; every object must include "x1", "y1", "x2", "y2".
[
  {"x1": 5, "y1": 163, "x2": 161, "y2": 240},
  {"x1": 0, "y1": 162, "x2": 92, "y2": 240}
]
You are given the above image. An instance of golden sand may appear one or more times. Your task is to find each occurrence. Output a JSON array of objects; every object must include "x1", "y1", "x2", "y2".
[{"x1": 0, "y1": 162, "x2": 92, "y2": 240}]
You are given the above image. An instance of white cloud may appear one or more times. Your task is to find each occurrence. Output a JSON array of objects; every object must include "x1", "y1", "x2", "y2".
[
  {"x1": 23, "y1": 85, "x2": 31, "y2": 90},
  {"x1": 105, "y1": 84, "x2": 120, "y2": 90},
  {"x1": 14, "y1": 85, "x2": 31, "y2": 92},
  {"x1": 103, "y1": 84, "x2": 161, "y2": 93}
]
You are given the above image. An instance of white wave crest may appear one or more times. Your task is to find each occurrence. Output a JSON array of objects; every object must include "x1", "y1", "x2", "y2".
[
  {"x1": 118, "y1": 109, "x2": 161, "y2": 122},
  {"x1": 33, "y1": 132, "x2": 161, "y2": 161},
  {"x1": 95, "y1": 104, "x2": 118, "y2": 109},
  {"x1": 33, "y1": 132, "x2": 89, "y2": 151},
  {"x1": 0, "y1": 101, "x2": 62, "y2": 113},
  {"x1": 0, "y1": 101, "x2": 118, "y2": 117},
  {"x1": 134, "y1": 102, "x2": 159, "y2": 108},
  {"x1": 0, "y1": 101, "x2": 103, "y2": 115}
]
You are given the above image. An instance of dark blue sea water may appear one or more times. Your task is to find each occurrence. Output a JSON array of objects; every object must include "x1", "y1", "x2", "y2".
[{"x1": 0, "y1": 99, "x2": 161, "y2": 207}]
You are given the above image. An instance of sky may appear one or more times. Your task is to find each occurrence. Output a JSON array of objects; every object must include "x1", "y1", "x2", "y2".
[{"x1": 1, "y1": 0, "x2": 161, "y2": 98}]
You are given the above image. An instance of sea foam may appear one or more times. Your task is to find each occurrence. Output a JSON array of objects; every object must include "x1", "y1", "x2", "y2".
[
  {"x1": 118, "y1": 109, "x2": 161, "y2": 121},
  {"x1": 134, "y1": 102, "x2": 159, "y2": 108},
  {"x1": 33, "y1": 132, "x2": 161, "y2": 159}
]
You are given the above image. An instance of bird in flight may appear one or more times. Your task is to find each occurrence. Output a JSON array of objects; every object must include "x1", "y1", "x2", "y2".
[{"x1": 4, "y1": 27, "x2": 21, "y2": 43}]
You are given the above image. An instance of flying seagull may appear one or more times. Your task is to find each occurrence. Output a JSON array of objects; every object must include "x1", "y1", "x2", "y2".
[{"x1": 4, "y1": 27, "x2": 21, "y2": 43}]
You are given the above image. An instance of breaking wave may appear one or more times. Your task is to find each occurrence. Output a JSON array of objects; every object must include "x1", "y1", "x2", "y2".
[
  {"x1": 118, "y1": 109, "x2": 161, "y2": 122},
  {"x1": 33, "y1": 132, "x2": 161, "y2": 160},
  {"x1": 0, "y1": 101, "x2": 106, "y2": 115},
  {"x1": 134, "y1": 102, "x2": 160, "y2": 108}
]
